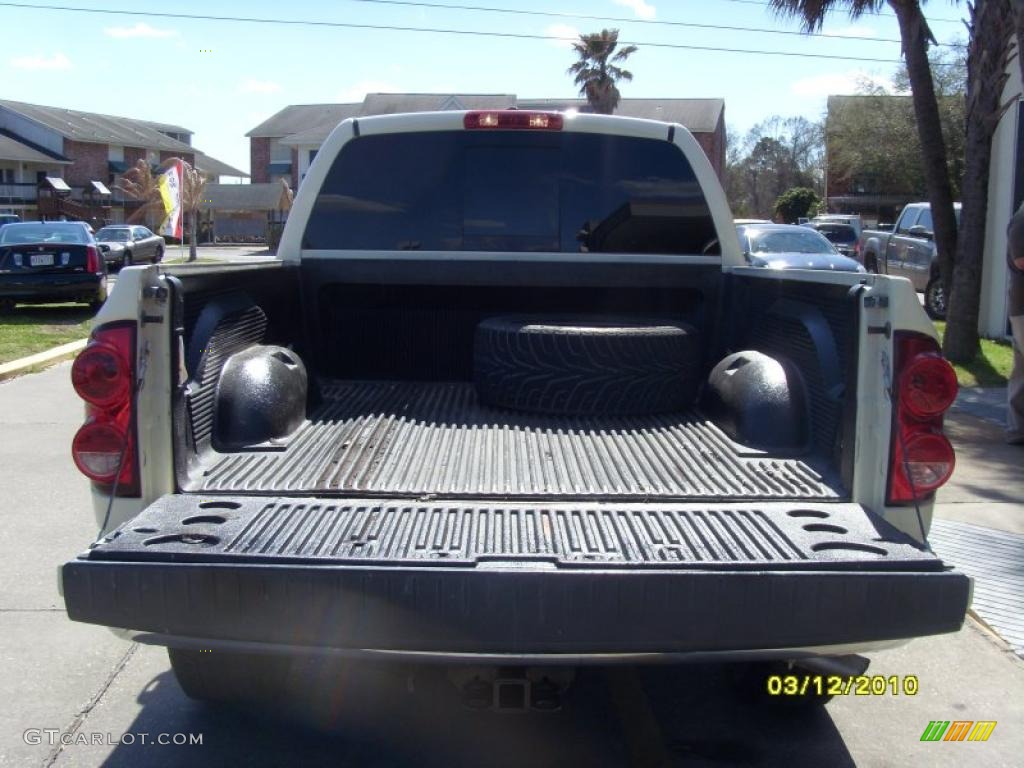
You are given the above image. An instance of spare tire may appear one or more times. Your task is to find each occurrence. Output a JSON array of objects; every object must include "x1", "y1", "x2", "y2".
[{"x1": 473, "y1": 316, "x2": 700, "y2": 416}]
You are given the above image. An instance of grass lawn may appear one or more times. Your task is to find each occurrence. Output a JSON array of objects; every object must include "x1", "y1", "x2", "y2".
[
  {"x1": 0, "y1": 304, "x2": 93, "y2": 365},
  {"x1": 933, "y1": 321, "x2": 1014, "y2": 388}
]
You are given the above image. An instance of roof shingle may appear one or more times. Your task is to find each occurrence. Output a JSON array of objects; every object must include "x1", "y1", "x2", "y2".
[
  {"x1": 254, "y1": 94, "x2": 725, "y2": 146},
  {"x1": 0, "y1": 99, "x2": 194, "y2": 151}
]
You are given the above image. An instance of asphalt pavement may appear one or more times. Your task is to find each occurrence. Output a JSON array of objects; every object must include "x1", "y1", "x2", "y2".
[{"x1": 1, "y1": 363, "x2": 1022, "y2": 767}]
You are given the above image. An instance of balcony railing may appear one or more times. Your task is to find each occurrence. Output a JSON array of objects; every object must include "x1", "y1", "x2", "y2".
[
  {"x1": 0, "y1": 183, "x2": 38, "y2": 203},
  {"x1": 0, "y1": 183, "x2": 137, "y2": 206}
]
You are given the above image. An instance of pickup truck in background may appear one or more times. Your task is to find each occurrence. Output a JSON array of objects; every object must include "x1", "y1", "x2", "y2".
[
  {"x1": 59, "y1": 110, "x2": 970, "y2": 711},
  {"x1": 858, "y1": 202, "x2": 962, "y2": 319}
]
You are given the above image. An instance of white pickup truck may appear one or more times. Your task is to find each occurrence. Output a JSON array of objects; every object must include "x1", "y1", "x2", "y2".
[{"x1": 60, "y1": 110, "x2": 969, "y2": 709}]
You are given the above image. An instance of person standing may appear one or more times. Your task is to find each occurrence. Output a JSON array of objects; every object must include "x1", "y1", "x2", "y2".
[{"x1": 1007, "y1": 202, "x2": 1024, "y2": 444}]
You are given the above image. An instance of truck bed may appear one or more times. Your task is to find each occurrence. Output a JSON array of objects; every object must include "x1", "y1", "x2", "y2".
[{"x1": 189, "y1": 380, "x2": 841, "y2": 501}]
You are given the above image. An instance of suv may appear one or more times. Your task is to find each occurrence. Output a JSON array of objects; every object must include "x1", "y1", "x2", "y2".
[
  {"x1": 60, "y1": 111, "x2": 969, "y2": 709},
  {"x1": 810, "y1": 213, "x2": 864, "y2": 241}
]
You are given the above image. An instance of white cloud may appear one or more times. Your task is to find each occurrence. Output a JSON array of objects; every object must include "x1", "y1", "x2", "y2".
[
  {"x1": 338, "y1": 79, "x2": 401, "y2": 102},
  {"x1": 10, "y1": 52, "x2": 72, "y2": 71},
  {"x1": 544, "y1": 23, "x2": 581, "y2": 48},
  {"x1": 613, "y1": 0, "x2": 656, "y2": 20},
  {"x1": 104, "y1": 22, "x2": 177, "y2": 39},
  {"x1": 790, "y1": 70, "x2": 891, "y2": 98},
  {"x1": 240, "y1": 79, "x2": 282, "y2": 94},
  {"x1": 831, "y1": 24, "x2": 877, "y2": 39}
]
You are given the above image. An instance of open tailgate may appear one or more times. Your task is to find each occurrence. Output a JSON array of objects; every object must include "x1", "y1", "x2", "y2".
[{"x1": 63, "y1": 495, "x2": 971, "y2": 655}]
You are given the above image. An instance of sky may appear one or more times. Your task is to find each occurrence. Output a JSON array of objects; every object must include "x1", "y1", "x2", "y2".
[{"x1": 0, "y1": 0, "x2": 969, "y2": 177}]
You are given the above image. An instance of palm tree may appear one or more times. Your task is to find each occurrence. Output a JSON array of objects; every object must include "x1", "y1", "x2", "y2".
[
  {"x1": 567, "y1": 29, "x2": 637, "y2": 114},
  {"x1": 117, "y1": 158, "x2": 209, "y2": 261},
  {"x1": 117, "y1": 159, "x2": 166, "y2": 230},
  {"x1": 179, "y1": 161, "x2": 207, "y2": 262},
  {"x1": 943, "y1": 0, "x2": 1014, "y2": 360},
  {"x1": 770, "y1": 1, "x2": 960, "y2": 348},
  {"x1": 1017, "y1": 1, "x2": 1024, "y2": 82}
]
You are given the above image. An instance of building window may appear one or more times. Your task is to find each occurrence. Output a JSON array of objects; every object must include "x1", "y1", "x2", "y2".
[
  {"x1": 0, "y1": 168, "x2": 14, "y2": 184},
  {"x1": 269, "y1": 139, "x2": 291, "y2": 164},
  {"x1": 108, "y1": 145, "x2": 124, "y2": 163}
]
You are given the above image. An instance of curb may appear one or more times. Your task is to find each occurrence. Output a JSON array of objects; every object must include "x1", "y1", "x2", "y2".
[{"x1": 0, "y1": 338, "x2": 87, "y2": 381}]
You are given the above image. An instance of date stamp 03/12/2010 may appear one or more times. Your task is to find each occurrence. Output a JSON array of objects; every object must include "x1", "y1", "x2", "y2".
[{"x1": 766, "y1": 674, "x2": 920, "y2": 697}]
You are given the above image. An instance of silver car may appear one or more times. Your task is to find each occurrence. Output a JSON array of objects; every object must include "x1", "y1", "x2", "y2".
[
  {"x1": 94, "y1": 225, "x2": 165, "y2": 268},
  {"x1": 737, "y1": 223, "x2": 866, "y2": 272}
]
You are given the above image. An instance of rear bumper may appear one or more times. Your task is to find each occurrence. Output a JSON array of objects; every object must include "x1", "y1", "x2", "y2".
[
  {"x1": 0, "y1": 273, "x2": 103, "y2": 302},
  {"x1": 63, "y1": 559, "x2": 969, "y2": 655},
  {"x1": 63, "y1": 493, "x2": 972, "y2": 656}
]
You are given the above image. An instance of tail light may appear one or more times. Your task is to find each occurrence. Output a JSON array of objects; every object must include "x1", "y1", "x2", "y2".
[
  {"x1": 887, "y1": 332, "x2": 957, "y2": 504},
  {"x1": 86, "y1": 245, "x2": 101, "y2": 273},
  {"x1": 464, "y1": 111, "x2": 564, "y2": 130},
  {"x1": 70, "y1": 322, "x2": 139, "y2": 496}
]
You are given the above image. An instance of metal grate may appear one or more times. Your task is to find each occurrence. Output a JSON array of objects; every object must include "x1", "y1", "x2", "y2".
[
  {"x1": 193, "y1": 381, "x2": 841, "y2": 500},
  {"x1": 928, "y1": 519, "x2": 1024, "y2": 657}
]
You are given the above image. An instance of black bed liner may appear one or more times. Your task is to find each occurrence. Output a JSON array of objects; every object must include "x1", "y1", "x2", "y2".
[
  {"x1": 64, "y1": 494, "x2": 970, "y2": 654},
  {"x1": 190, "y1": 381, "x2": 842, "y2": 501}
]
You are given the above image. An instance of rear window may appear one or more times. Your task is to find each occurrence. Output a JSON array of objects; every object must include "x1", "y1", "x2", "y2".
[
  {"x1": 302, "y1": 131, "x2": 718, "y2": 255},
  {"x1": 96, "y1": 228, "x2": 130, "y2": 241},
  {"x1": 814, "y1": 224, "x2": 858, "y2": 244},
  {"x1": 749, "y1": 229, "x2": 834, "y2": 254},
  {"x1": 0, "y1": 223, "x2": 89, "y2": 245}
]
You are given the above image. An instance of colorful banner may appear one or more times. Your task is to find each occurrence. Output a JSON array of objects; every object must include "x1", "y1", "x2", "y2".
[{"x1": 158, "y1": 160, "x2": 183, "y2": 239}]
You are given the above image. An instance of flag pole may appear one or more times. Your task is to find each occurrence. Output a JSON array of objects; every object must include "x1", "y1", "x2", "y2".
[{"x1": 179, "y1": 160, "x2": 185, "y2": 261}]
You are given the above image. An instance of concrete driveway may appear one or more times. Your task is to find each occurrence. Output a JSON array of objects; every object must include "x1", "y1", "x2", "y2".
[{"x1": 1, "y1": 364, "x2": 1022, "y2": 767}]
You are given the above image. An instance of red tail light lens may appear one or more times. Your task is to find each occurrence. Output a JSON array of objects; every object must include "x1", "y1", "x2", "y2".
[
  {"x1": 899, "y1": 353, "x2": 958, "y2": 419},
  {"x1": 464, "y1": 111, "x2": 564, "y2": 130},
  {"x1": 86, "y1": 245, "x2": 100, "y2": 273},
  {"x1": 70, "y1": 321, "x2": 139, "y2": 496},
  {"x1": 887, "y1": 331, "x2": 957, "y2": 504},
  {"x1": 71, "y1": 343, "x2": 129, "y2": 407}
]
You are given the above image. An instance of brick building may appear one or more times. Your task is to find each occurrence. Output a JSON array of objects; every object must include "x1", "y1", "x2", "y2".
[
  {"x1": 822, "y1": 95, "x2": 921, "y2": 227},
  {"x1": 247, "y1": 94, "x2": 726, "y2": 190},
  {"x1": 0, "y1": 99, "x2": 245, "y2": 223}
]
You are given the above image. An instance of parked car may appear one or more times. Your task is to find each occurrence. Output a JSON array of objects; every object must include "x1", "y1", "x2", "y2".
[
  {"x1": 0, "y1": 221, "x2": 107, "y2": 312},
  {"x1": 809, "y1": 213, "x2": 864, "y2": 241},
  {"x1": 0, "y1": 213, "x2": 20, "y2": 228},
  {"x1": 737, "y1": 222, "x2": 866, "y2": 272},
  {"x1": 858, "y1": 202, "x2": 962, "y2": 319},
  {"x1": 62, "y1": 110, "x2": 967, "y2": 710},
  {"x1": 94, "y1": 225, "x2": 165, "y2": 268},
  {"x1": 802, "y1": 220, "x2": 861, "y2": 259}
]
